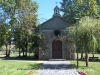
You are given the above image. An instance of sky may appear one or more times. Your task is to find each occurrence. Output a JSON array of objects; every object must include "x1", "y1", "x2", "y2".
[{"x1": 34, "y1": 0, "x2": 62, "y2": 23}]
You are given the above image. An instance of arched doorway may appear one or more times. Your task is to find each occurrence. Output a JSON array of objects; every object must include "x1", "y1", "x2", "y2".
[{"x1": 52, "y1": 40, "x2": 62, "y2": 58}]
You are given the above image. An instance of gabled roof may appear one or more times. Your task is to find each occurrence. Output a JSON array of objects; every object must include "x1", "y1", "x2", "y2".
[
  {"x1": 54, "y1": 6, "x2": 59, "y2": 10},
  {"x1": 41, "y1": 16, "x2": 71, "y2": 25},
  {"x1": 40, "y1": 16, "x2": 72, "y2": 30}
]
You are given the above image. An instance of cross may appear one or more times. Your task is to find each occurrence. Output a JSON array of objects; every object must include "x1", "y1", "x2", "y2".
[{"x1": 56, "y1": 2, "x2": 58, "y2": 6}]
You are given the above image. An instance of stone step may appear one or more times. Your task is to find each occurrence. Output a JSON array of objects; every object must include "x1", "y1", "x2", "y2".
[{"x1": 49, "y1": 59, "x2": 66, "y2": 61}]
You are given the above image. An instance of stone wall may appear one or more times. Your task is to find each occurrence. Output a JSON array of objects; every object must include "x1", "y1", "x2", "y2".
[
  {"x1": 39, "y1": 30, "x2": 76, "y2": 60},
  {"x1": 39, "y1": 35, "x2": 50, "y2": 60},
  {"x1": 39, "y1": 16, "x2": 76, "y2": 60}
]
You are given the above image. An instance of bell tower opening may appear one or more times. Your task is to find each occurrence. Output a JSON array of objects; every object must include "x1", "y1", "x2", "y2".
[{"x1": 53, "y1": 5, "x2": 61, "y2": 17}]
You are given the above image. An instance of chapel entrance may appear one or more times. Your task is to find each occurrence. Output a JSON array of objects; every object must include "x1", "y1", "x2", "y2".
[{"x1": 52, "y1": 40, "x2": 62, "y2": 58}]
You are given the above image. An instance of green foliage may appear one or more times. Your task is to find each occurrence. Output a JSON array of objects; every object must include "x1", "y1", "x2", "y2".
[
  {"x1": 0, "y1": 24, "x2": 9, "y2": 47},
  {"x1": 0, "y1": 0, "x2": 43, "y2": 57},
  {"x1": 60, "y1": 0, "x2": 75, "y2": 22},
  {"x1": 67, "y1": 16, "x2": 100, "y2": 53},
  {"x1": 60, "y1": 0, "x2": 100, "y2": 23},
  {"x1": 0, "y1": 46, "x2": 6, "y2": 51}
]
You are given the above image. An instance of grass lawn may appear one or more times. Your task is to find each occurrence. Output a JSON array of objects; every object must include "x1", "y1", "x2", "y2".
[
  {"x1": 70, "y1": 53, "x2": 100, "y2": 75},
  {"x1": 0, "y1": 60, "x2": 43, "y2": 75}
]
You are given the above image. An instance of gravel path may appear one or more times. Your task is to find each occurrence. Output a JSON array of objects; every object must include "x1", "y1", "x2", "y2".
[{"x1": 35, "y1": 61, "x2": 79, "y2": 75}]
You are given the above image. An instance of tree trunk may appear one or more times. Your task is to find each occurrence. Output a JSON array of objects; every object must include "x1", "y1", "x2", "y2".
[
  {"x1": 25, "y1": 47, "x2": 27, "y2": 57},
  {"x1": 7, "y1": 44, "x2": 11, "y2": 57},
  {"x1": 85, "y1": 52, "x2": 89, "y2": 67},
  {"x1": 19, "y1": 39, "x2": 21, "y2": 57},
  {"x1": 81, "y1": 50, "x2": 83, "y2": 60},
  {"x1": 25, "y1": 39, "x2": 28, "y2": 57},
  {"x1": 81, "y1": 40, "x2": 84, "y2": 60},
  {"x1": 92, "y1": 51, "x2": 94, "y2": 58},
  {"x1": 22, "y1": 48, "x2": 25, "y2": 57},
  {"x1": 19, "y1": 48, "x2": 20, "y2": 57},
  {"x1": 8, "y1": 48, "x2": 10, "y2": 57},
  {"x1": 5, "y1": 44, "x2": 8, "y2": 57}
]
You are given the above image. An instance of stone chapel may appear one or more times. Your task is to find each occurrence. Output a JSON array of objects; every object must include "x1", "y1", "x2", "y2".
[{"x1": 39, "y1": 6, "x2": 76, "y2": 60}]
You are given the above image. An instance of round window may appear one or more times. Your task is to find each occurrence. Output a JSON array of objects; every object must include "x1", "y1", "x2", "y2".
[{"x1": 54, "y1": 30, "x2": 61, "y2": 36}]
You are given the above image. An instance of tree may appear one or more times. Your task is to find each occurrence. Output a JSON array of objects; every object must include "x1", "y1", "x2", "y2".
[
  {"x1": 0, "y1": 0, "x2": 19, "y2": 56},
  {"x1": 0, "y1": 7, "x2": 11, "y2": 56},
  {"x1": 0, "y1": 0, "x2": 39, "y2": 57},
  {"x1": 12, "y1": 0, "x2": 39, "y2": 57},
  {"x1": 60, "y1": 0, "x2": 75, "y2": 22},
  {"x1": 0, "y1": 24, "x2": 9, "y2": 47},
  {"x1": 60, "y1": 0, "x2": 100, "y2": 23},
  {"x1": 67, "y1": 16, "x2": 100, "y2": 67}
]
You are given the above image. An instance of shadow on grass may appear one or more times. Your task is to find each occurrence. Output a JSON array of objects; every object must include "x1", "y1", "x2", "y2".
[
  {"x1": 71, "y1": 64, "x2": 77, "y2": 68},
  {"x1": 79, "y1": 59, "x2": 100, "y2": 62},
  {"x1": 29, "y1": 63, "x2": 43, "y2": 70},
  {"x1": 71, "y1": 63, "x2": 90, "y2": 69},
  {"x1": 0, "y1": 55, "x2": 39, "y2": 61},
  {"x1": 89, "y1": 59, "x2": 100, "y2": 62}
]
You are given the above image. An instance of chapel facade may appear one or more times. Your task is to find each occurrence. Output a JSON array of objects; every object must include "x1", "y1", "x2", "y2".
[{"x1": 39, "y1": 6, "x2": 76, "y2": 60}]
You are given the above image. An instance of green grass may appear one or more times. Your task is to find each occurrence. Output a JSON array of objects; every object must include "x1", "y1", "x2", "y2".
[
  {"x1": 0, "y1": 60, "x2": 43, "y2": 75},
  {"x1": 71, "y1": 60, "x2": 100, "y2": 75},
  {"x1": 0, "y1": 51, "x2": 38, "y2": 60},
  {"x1": 10, "y1": 52, "x2": 35, "y2": 57},
  {"x1": 71, "y1": 53, "x2": 100, "y2": 75}
]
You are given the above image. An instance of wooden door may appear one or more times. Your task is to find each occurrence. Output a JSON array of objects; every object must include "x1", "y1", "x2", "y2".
[{"x1": 52, "y1": 40, "x2": 62, "y2": 58}]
